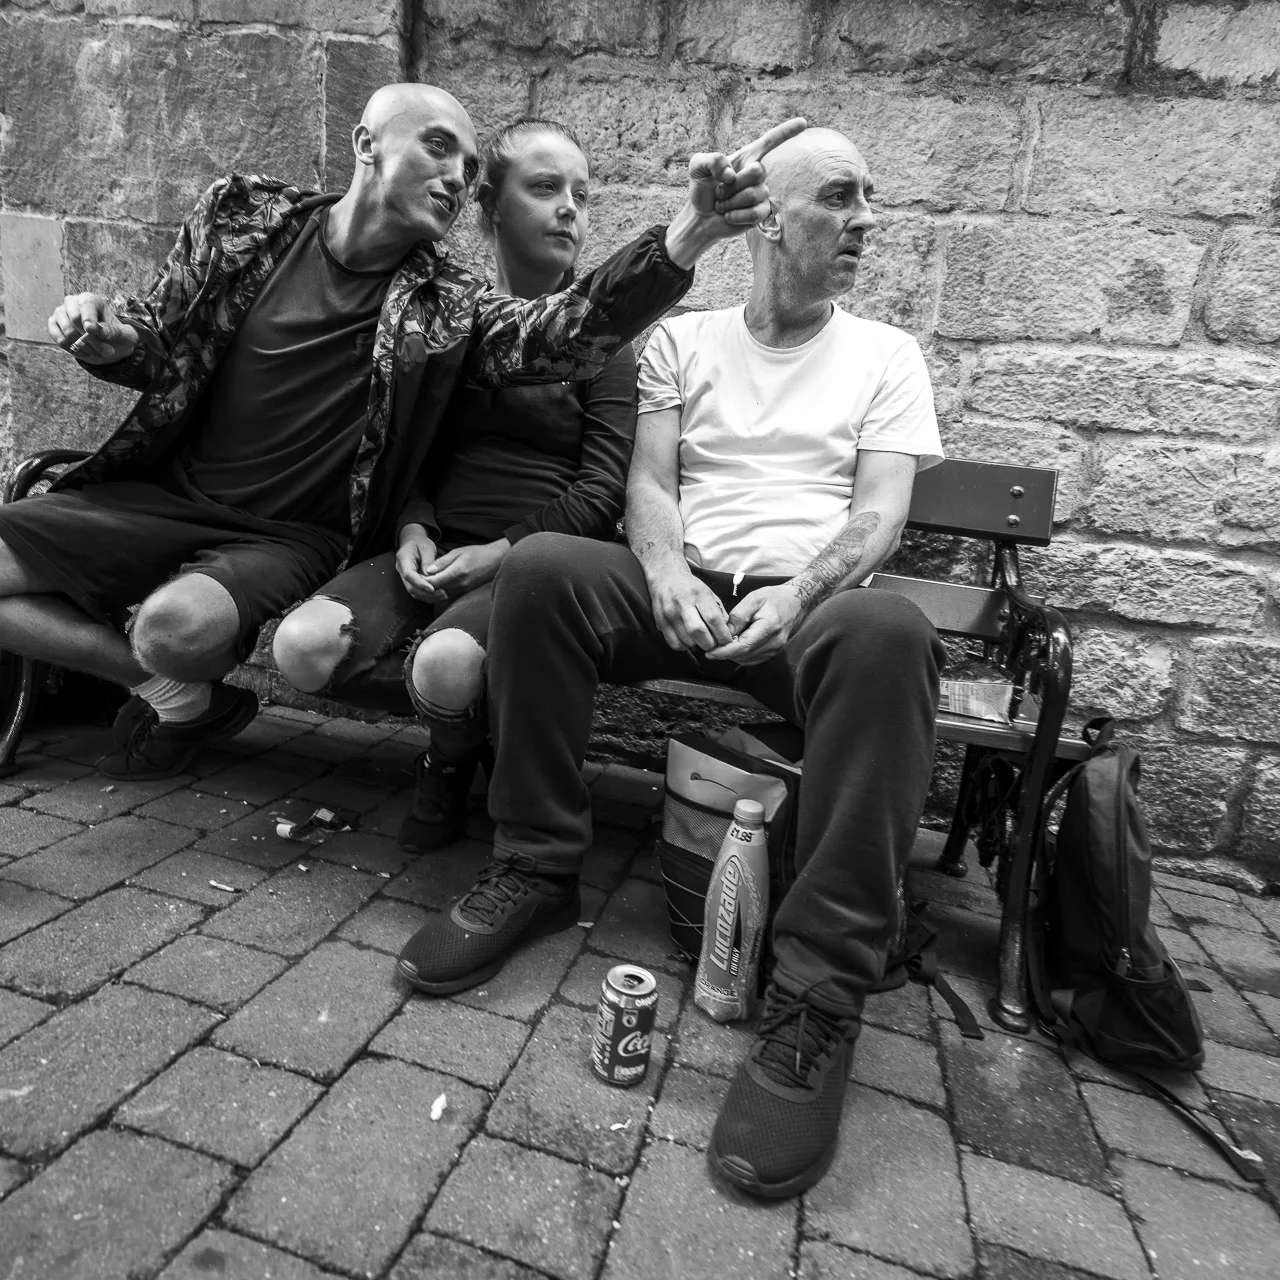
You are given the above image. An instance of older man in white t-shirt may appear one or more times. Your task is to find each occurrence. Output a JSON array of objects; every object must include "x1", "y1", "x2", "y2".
[{"x1": 397, "y1": 127, "x2": 948, "y2": 1200}]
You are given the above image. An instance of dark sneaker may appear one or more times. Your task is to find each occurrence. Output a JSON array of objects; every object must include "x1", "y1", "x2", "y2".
[
  {"x1": 97, "y1": 684, "x2": 258, "y2": 781},
  {"x1": 111, "y1": 694, "x2": 156, "y2": 747},
  {"x1": 707, "y1": 984, "x2": 859, "y2": 1199},
  {"x1": 397, "y1": 856, "x2": 580, "y2": 995},
  {"x1": 397, "y1": 748, "x2": 480, "y2": 853}
]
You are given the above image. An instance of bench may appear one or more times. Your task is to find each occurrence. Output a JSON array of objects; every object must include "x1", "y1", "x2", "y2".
[{"x1": 0, "y1": 451, "x2": 1082, "y2": 1034}]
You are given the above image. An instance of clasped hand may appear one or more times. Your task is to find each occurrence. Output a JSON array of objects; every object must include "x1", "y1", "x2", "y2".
[
  {"x1": 397, "y1": 535, "x2": 510, "y2": 604},
  {"x1": 651, "y1": 571, "x2": 804, "y2": 667}
]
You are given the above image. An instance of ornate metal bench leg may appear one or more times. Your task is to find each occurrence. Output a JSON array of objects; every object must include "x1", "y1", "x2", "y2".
[
  {"x1": 991, "y1": 872, "x2": 1033, "y2": 1034},
  {"x1": 0, "y1": 656, "x2": 36, "y2": 778},
  {"x1": 991, "y1": 755, "x2": 1055, "y2": 1035}
]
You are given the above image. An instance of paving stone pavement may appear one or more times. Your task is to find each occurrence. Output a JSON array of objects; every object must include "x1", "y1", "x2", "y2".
[{"x1": 1, "y1": 708, "x2": 1278, "y2": 1279}]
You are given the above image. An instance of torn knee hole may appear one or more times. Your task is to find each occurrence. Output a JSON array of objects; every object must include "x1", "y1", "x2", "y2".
[{"x1": 408, "y1": 628, "x2": 486, "y2": 714}]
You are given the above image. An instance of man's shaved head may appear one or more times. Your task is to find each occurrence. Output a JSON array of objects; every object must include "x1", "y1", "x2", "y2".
[
  {"x1": 756, "y1": 127, "x2": 870, "y2": 209},
  {"x1": 360, "y1": 83, "x2": 471, "y2": 139}
]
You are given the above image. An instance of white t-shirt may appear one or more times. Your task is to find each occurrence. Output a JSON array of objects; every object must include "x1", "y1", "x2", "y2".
[{"x1": 637, "y1": 306, "x2": 943, "y2": 576}]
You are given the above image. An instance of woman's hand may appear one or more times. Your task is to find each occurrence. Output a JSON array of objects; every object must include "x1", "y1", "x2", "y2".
[
  {"x1": 422, "y1": 538, "x2": 511, "y2": 597},
  {"x1": 395, "y1": 527, "x2": 447, "y2": 604}
]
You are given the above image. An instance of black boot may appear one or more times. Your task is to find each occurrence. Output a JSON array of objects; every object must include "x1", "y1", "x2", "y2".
[{"x1": 397, "y1": 747, "x2": 482, "y2": 853}]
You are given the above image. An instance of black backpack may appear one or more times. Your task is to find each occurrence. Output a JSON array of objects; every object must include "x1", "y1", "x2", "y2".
[{"x1": 1029, "y1": 717, "x2": 1263, "y2": 1181}]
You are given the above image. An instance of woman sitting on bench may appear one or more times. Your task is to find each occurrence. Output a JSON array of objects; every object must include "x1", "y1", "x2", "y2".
[{"x1": 272, "y1": 118, "x2": 636, "y2": 851}]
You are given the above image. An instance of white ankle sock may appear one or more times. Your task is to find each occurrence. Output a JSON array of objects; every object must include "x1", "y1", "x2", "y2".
[{"x1": 131, "y1": 675, "x2": 213, "y2": 724}]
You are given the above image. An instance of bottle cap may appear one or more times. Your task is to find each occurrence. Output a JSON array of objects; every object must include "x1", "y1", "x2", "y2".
[{"x1": 732, "y1": 798, "x2": 765, "y2": 825}]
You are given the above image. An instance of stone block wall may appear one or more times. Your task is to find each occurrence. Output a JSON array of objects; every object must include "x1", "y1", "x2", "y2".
[{"x1": 1, "y1": 0, "x2": 1279, "y2": 871}]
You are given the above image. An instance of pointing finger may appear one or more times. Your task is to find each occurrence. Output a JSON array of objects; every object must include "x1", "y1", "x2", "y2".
[{"x1": 729, "y1": 116, "x2": 807, "y2": 167}]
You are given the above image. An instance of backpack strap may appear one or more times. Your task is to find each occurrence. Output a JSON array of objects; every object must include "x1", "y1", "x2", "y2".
[
  {"x1": 901, "y1": 906, "x2": 985, "y2": 1040},
  {"x1": 1082, "y1": 716, "x2": 1116, "y2": 753},
  {"x1": 1039, "y1": 999, "x2": 1266, "y2": 1183},
  {"x1": 1129, "y1": 1069, "x2": 1266, "y2": 1183}
]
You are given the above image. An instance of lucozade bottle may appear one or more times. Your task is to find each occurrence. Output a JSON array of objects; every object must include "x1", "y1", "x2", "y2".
[{"x1": 695, "y1": 798, "x2": 768, "y2": 1023}]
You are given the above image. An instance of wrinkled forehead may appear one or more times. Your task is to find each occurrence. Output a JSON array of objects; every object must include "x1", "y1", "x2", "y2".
[{"x1": 770, "y1": 130, "x2": 871, "y2": 199}]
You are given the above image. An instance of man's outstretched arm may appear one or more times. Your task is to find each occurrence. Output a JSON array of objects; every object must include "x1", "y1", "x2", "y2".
[
  {"x1": 468, "y1": 119, "x2": 806, "y2": 389},
  {"x1": 627, "y1": 407, "x2": 733, "y2": 654},
  {"x1": 705, "y1": 450, "x2": 918, "y2": 666}
]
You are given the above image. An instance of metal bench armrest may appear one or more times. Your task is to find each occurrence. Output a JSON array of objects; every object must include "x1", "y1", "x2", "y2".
[
  {"x1": 0, "y1": 449, "x2": 94, "y2": 775},
  {"x1": 6, "y1": 449, "x2": 92, "y2": 504}
]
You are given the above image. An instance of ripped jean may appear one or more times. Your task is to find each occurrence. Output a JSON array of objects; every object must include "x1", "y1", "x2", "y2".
[{"x1": 301, "y1": 551, "x2": 492, "y2": 760}]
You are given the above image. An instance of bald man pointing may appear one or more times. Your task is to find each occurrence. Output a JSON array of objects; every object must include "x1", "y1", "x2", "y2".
[
  {"x1": 396, "y1": 127, "x2": 946, "y2": 1199},
  {"x1": 2, "y1": 85, "x2": 800, "y2": 778}
]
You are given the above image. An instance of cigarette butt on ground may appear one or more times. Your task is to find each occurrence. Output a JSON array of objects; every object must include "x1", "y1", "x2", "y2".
[
  {"x1": 276, "y1": 809, "x2": 353, "y2": 843},
  {"x1": 208, "y1": 881, "x2": 237, "y2": 893},
  {"x1": 430, "y1": 1093, "x2": 447, "y2": 1121}
]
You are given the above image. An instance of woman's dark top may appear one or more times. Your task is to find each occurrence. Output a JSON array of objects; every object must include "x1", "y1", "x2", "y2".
[{"x1": 399, "y1": 342, "x2": 637, "y2": 550}]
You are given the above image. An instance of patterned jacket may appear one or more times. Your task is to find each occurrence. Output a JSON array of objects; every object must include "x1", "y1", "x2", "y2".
[{"x1": 65, "y1": 174, "x2": 692, "y2": 564}]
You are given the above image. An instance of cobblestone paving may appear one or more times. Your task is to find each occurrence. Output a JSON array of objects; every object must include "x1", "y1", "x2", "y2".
[{"x1": 1, "y1": 708, "x2": 1278, "y2": 1279}]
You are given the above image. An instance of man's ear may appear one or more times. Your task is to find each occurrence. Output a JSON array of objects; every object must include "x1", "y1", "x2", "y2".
[
  {"x1": 756, "y1": 203, "x2": 782, "y2": 243},
  {"x1": 352, "y1": 123, "x2": 375, "y2": 167}
]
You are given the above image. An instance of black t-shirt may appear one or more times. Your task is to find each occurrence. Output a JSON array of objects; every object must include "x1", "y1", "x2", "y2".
[
  {"x1": 179, "y1": 211, "x2": 393, "y2": 532},
  {"x1": 427, "y1": 343, "x2": 638, "y2": 549}
]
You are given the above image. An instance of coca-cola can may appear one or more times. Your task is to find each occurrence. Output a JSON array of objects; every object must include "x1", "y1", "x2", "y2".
[{"x1": 591, "y1": 963, "x2": 658, "y2": 1087}]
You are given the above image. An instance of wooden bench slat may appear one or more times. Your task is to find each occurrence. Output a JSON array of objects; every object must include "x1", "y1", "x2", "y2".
[
  {"x1": 632, "y1": 677, "x2": 761, "y2": 708},
  {"x1": 935, "y1": 711, "x2": 1089, "y2": 760},
  {"x1": 907, "y1": 458, "x2": 1057, "y2": 547},
  {"x1": 866, "y1": 574, "x2": 1009, "y2": 639},
  {"x1": 628, "y1": 679, "x2": 1089, "y2": 762}
]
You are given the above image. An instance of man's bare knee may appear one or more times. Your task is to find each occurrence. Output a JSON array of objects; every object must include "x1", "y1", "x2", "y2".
[
  {"x1": 410, "y1": 628, "x2": 485, "y2": 712},
  {"x1": 133, "y1": 576, "x2": 240, "y2": 681},
  {"x1": 273, "y1": 599, "x2": 356, "y2": 693}
]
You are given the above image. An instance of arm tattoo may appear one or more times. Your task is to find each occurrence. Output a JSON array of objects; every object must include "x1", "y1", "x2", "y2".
[{"x1": 791, "y1": 511, "x2": 882, "y2": 608}]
